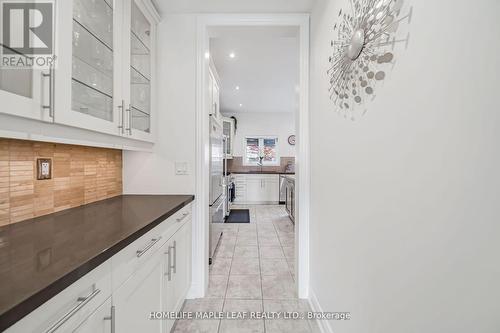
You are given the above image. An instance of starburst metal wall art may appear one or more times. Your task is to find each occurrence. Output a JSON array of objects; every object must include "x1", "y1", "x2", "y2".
[{"x1": 328, "y1": 0, "x2": 413, "y2": 120}]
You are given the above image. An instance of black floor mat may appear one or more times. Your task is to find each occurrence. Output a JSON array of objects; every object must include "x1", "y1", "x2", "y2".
[{"x1": 226, "y1": 209, "x2": 250, "y2": 223}]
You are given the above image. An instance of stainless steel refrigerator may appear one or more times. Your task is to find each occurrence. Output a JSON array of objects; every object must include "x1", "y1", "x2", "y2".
[{"x1": 209, "y1": 116, "x2": 224, "y2": 263}]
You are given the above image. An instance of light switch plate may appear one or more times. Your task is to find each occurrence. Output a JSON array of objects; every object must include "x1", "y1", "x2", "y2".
[
  {"x1": 37, "y1": 158, "x2": 52, "y2": 180},
  {"x1": 175, "y1": 162, "x2": 189, "y2": 175}
]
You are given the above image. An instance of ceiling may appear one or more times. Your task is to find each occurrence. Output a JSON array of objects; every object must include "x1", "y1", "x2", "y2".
[
  {"x1": 153, "y1": 0, "x2": 316, "y2": 14},
  {"x1": 209, "y1": 26, "x2": 299, "y2": 114}
]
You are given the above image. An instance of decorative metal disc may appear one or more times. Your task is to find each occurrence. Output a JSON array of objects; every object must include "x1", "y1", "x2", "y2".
[{"x1": 328, "y1": 0, "x2": 413, "y2": 120}]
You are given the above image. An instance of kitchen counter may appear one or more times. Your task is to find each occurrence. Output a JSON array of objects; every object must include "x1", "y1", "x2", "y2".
[
  {"x1": 0, "y1": 194, "x2": 194, "y2": 331},
  {"x1": 230, "y1": 171, "x2": 295, "y2": 175}
]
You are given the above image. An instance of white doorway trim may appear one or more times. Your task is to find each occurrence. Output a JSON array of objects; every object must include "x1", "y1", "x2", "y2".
[{"x1": 191, "y1": 14, "x2": 310, "y2": 299}]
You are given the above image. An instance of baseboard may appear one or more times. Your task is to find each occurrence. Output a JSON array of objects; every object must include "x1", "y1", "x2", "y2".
[
  {"x1": 186, "y1": 283, "x2": 202, "y2": 299},
  {"x1": 308, "y1": 287, "x2": 333, "y2": 333}
]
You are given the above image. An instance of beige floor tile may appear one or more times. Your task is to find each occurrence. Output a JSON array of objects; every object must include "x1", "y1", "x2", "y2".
[
  {"x1": 210, "y1": 257, "x2": 232, "y2": 276},
  {"x1": 174, "y1": 299, "x2": 224, "y2": 332},
  {"x1": 176, "y1": 205, "x2": 298, "y2": 331},
  {"x1": 226, "y1": 274, "x2": 262, "y2": 299},
  {"x1": 173, "y1": 319, "x2": 220, "y2": 333},
  {"x1": 282, "y1": 246, "x2": 295, "y2": 259},
  {"x1": 261, "y1": 259, "x2": 291, "y2": 276},
  {"x1": 262, "y1": 275, "x2": 296, "y2": 299},
  {"x1": 216, "y1": 243, "x2": 235, "y2": 258},
  {"x1": 219, "y1": 299, "x2": 264, "y2": 333},
  {"x1": 263, "y1": 299, "x2": 312, "y2": 333},
  {"x1": 234, "y1": 245, "x2": 259, "y2": 258},
  {"x1": 206, "y1": 275, "x2": 228, "y2": 298},
  {"x1": 258, "y1": 238, "x2": 281, "y2": 247},
  {"x1": 237, "y1": 237, "x2": 258, "y2": 246},
  {"x1": 259, "y1": 246, "x2": 285, "y2": 259},
  {"x1": 230, "y1": 257, "x2": 260, "y2": 275}
]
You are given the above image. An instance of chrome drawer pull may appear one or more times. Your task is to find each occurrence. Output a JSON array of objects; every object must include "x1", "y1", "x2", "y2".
[
  {"x1": 136, "y1": 237, "x2": 162, "y2": 258},
  {"x1": 165, "y1": 249, "x2": 172, "y2": 281},
  {"x1": 171, "y1": 241, "x2": 177, "y2": 274},
  {"x1": 45, "y1": 286, "x2": 101, "y2": 333},
  {"x1": 104, "y1": 305, "x2": 115, "y2": 333},
  {"x1": 176, "y1": 212, "x2": 190, "y2": 223},
  {"x1": 42, "y1": 64, "x2": 55, "y2": 121}
]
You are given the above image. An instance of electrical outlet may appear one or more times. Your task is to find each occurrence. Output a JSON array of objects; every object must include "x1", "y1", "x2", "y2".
[
  {"x1": 175, "y1": 162, "x2": 189, "y2": 175},
  {"x1": 37, "y1": 158, "x2": 52, "y2": 180}
]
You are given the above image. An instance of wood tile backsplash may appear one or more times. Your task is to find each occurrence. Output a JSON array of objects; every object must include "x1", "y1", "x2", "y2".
[{"x1": 0, "y1": 139, "x2": 122, "y2": 226}]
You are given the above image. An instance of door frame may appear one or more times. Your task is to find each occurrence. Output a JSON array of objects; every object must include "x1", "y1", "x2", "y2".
[{"x1": 191, "y1": 14, "x2": 310, "y2": 299}]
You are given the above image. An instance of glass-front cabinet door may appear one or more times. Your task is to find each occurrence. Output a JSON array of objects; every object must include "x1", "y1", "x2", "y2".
[
  {"x1": 122, "y1": 0, "x2": 156, "y2": 142},
  {"x1": 0, "y1": 0, "x2": 55, "y2": 122},
  {"x1": 55, "y1": 0, "x2": 124, "y2": 135},
  {"x1": 0, "y1": 64, "x2": 45, "y2": 120}
]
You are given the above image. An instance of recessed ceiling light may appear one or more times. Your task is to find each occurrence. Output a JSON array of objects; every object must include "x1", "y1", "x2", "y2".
[
  {"x1": 204, "y1": 52, "x2": 210, "y2": 59},
  {"x1": 229, "y1": 52, "x2": 236, "y2": 59},
  {"x1": 235, "y1": 86, "x2": 240, "y2": 90},
  {"x1": 239, "y1": 103, "x2": 243, "y2": 107}
]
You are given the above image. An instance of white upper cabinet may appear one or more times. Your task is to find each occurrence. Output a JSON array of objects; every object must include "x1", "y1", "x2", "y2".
[
  {"x1": 222, "y1": 117, "x2": 235, "y2": 159},
  {"x1": 0, "y1": 0, "x2": 159, "y2": 145},
  {"x1": 121, "y1": 0, "x2": 157, "y2": 142},
  {"x1": 54, "y1": 0, "x2": 124, "y2": 135},
  {"x1": 0, "y1": 0, "x2": 56, "y2": 123},
  {"x1": 0, "y1": 66, "x2": 48, "y2": 121}
]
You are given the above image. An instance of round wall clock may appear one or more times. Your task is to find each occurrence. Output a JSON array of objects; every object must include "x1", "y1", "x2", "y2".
[{"x1": 288, "y1": 135, "x2": 296, "y2": 146}]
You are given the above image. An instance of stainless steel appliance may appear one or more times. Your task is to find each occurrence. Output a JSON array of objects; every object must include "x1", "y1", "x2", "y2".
[
  {"x1": 284, "y1": 175, "x2": 295, "y2": 223},
  {"x1": 223, "y1": 135, "x2": 234, "y2": 217},
  {"x1": 209, "y1": 116, "x2": 224, "y2": 263},
  {"x1": 279, "y1": 174, "x2": 287, "y2": 204}
]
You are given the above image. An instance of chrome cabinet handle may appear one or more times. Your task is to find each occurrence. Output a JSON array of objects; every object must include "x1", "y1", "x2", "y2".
[
  {"x1": 176, "y1": 212, "x2": 190, "y2": 223},
  {"x1": 104, "y1": 305, "x2": 115, "y2": 333},
  {"x1": 165, "y1": 249, "x2": 172, "y2": 281},
  {"x1": 45, "y1": 286, "x2": 101, "y2": 333},
  {"x1": 171, "y1": 241, "x2": 177, "y2": 274},
  {"x1": 118, "y1": 100, "x2": 125, "y2": 134},
  {"x1": 42, "y1": 65, "x2": 55, "y2": 120},
  {"x1": 126, "y1": 104, "x2": 132, "y2": 135},
  {"x1": 136, "y1": 237, "x2": 162, "y2": 258}
]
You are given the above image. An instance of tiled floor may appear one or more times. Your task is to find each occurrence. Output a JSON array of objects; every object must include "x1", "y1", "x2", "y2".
[{"x1": 174, "y1": 205, "x2": 319, "y2": 333}]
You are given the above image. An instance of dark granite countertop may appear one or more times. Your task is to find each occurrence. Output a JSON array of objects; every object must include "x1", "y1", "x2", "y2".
[
  {"x1": 0, "y1": 194, "x2": 194, "y2": 331},
  {"x1": 229, "y1": 171, "x2": 295, "y2": 175}
]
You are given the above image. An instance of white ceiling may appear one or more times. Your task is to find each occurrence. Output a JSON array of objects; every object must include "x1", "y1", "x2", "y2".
[
  {"x1": 209, "y1": 26, "x2": 299, "y2": 114},
  {"x1": 153, "y1": 0, "x2": 316, "y2": 14}
]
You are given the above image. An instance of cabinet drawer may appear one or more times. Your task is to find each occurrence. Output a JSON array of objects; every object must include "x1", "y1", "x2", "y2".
[
  {"x1": 111, "y1": 222, "x2": 167, "y2": 290},
  {"x1": 6, "y1": 261, "x2": 112, "y2": 333},
  {"x1": 111, "y1": 204, "x2": 193, "y2": 290}
]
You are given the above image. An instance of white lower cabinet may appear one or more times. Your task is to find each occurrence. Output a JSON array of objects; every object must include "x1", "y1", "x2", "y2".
[
  {"x1": 73, "y1": 298, "x2": 113, "y2": 333},
  {"x1": 6, "y1": 204, "x2": 193, "y2": 333},
  {"x1": 6, "y1": 261, "x2": 112, "y2": 333},
  {"x1": 233, "y1": 174, "x2": 279, "y2": 204},
  {"x1": 245, "y1": 178, "x2": 262, "y2": 203},
  {"x1": 113, "y1": 250, "x2": 163, "y2": 333},
  {"x1": 162, "y1": 218, "x2": 192, "y2": 333}
]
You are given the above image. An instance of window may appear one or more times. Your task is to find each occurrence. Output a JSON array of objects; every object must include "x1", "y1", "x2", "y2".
[{"x1": 244, "y1": 137, "x2": 279, "y2": 166}]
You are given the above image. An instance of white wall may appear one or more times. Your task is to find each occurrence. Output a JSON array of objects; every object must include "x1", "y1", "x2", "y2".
[
  {"x1": 123, "y1": 15, "x2": 197, "y2": 195},
  {"x1": 223, "y1": 112, "x2": 295, "y2": 157},
  {"x1": 309, "y1": 1, "x2": 500, "y2": 333}
]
